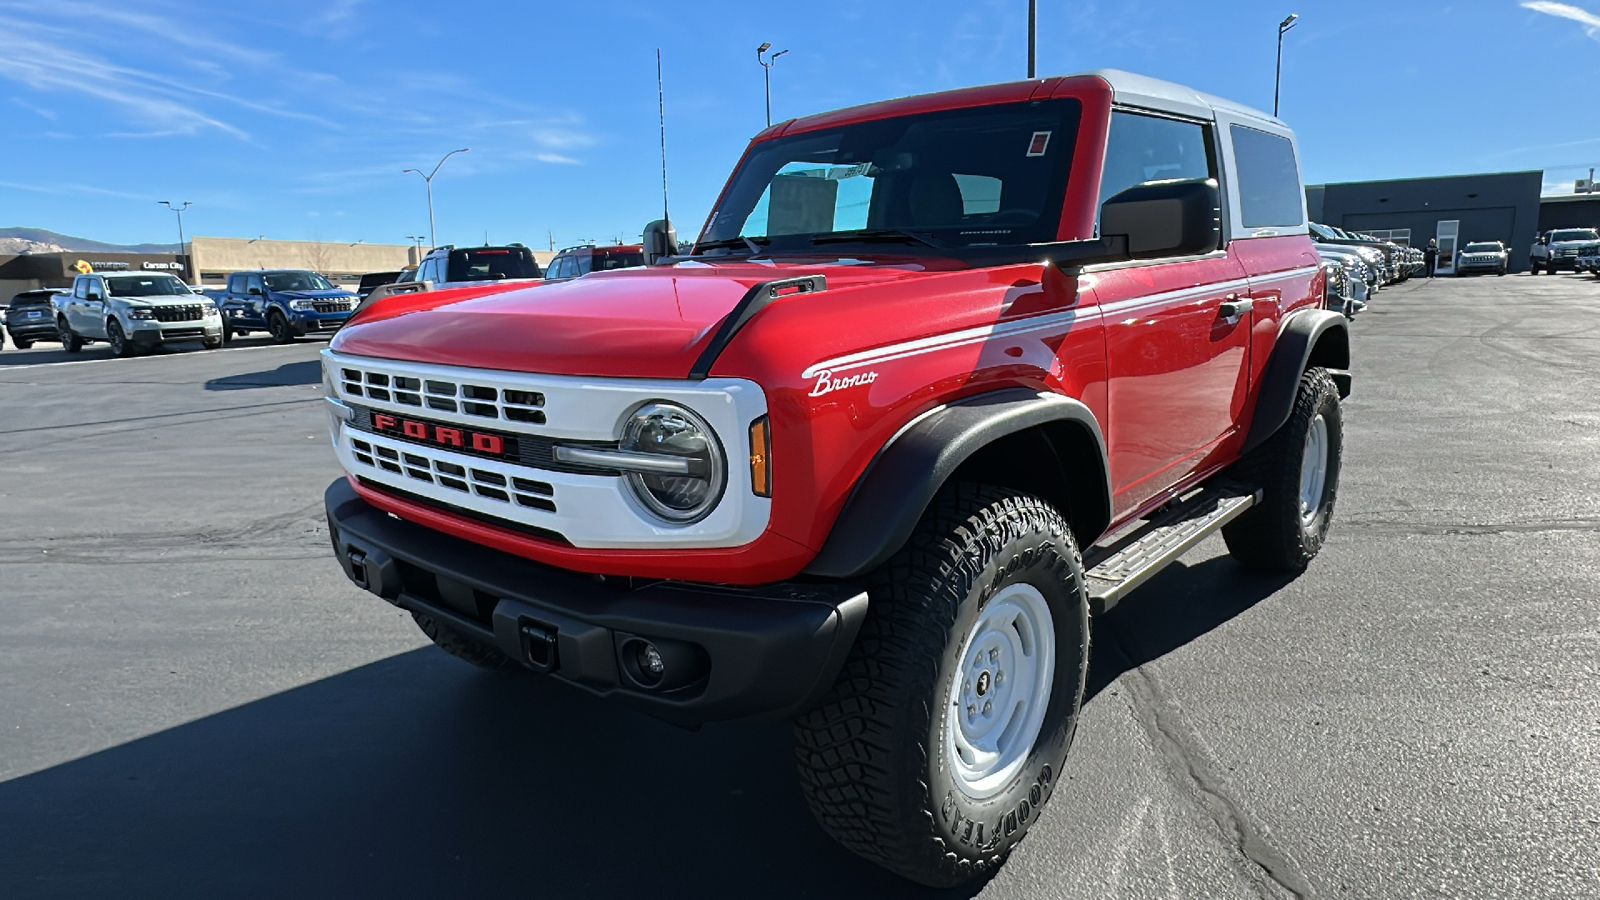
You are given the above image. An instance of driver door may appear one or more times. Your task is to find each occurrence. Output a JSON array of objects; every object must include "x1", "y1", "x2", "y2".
[
  {"x1": 246, "y1": 274, "x2": 268, "y2": 324},
  {"x1": 79, "y1": 276, "x2": 109, "y2": 338}
]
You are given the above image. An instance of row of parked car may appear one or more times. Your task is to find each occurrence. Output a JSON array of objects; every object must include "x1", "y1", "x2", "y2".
[
  {"x1": 1309, "y1": 222, "x2": 1426, "y2": 318},
  {"x1": 0, "y1": 269, "x2": 360, "y2": 355},
  {"x1": 0, "y1": 239, "x2": 658, "y2": 354}
]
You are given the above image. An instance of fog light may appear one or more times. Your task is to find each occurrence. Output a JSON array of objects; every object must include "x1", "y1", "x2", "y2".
[{"x1": 638, "y1": 642, "x2": 665, "y2": 679}]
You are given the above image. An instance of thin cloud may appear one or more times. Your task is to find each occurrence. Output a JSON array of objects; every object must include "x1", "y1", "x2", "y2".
[
  {"x1": 534, "y1": 153, "x2": 580, "y2": 165},
  {"x1": 1522, "y1": 1, "x2": 1600, "y2": 38}
]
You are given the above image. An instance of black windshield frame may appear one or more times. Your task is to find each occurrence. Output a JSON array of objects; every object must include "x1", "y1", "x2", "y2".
[{"x1": 700, "y1": 99, "x2": 1083, "y2": 254}]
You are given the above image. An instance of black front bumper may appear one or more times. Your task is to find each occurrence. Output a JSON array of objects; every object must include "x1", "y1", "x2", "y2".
[{"x1": 325, "y1": 479, "x2": 867, "y2": 726}]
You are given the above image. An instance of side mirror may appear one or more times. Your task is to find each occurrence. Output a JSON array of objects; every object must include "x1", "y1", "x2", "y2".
[
  {"x1": 643, "y1": 219, "x2": 679, "y2": 266},
  {"x1": 1099, "y1": 178, "x2": 1221, "y2": 261},
  {"x1": 85, "y1": 288, "x2": 103, "y2": 302},
  {"x1": 247, "y1": 286, "x2": 262, "y2": 296}
]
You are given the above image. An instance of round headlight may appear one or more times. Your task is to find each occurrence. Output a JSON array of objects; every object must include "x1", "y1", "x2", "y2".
[{"x1": 621, "y1": 402, "x2": 726, "y2": 523}]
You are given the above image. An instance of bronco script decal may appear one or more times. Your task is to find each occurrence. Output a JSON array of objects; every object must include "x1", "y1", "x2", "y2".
[{"x1": 808, "y1": 369, "x2": 878, "y2": 398}]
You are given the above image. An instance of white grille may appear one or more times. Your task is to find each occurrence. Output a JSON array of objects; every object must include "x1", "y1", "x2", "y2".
[
  {"x1": 349, "y1": 433, "x2": 557, "y2": 514},
  {"x1": 338, "y1": 364, "x2": 546, "y2": 424}
]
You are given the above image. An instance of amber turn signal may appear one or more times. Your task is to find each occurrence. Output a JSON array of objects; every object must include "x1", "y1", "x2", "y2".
[{"x1": 749, "y1": 416, "x2": 771, "y2": 497}]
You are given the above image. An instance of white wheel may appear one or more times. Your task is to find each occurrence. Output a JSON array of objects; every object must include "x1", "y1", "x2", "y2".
[
  {"x1": 1299, "y1": 413, "x2": 1329, "y2": 528},
  {"x1": 945, "y1": 582, "x2": 1056, "y2": 799}
]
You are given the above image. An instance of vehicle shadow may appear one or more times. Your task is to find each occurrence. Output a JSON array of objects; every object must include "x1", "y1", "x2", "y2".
[
  {"x1": 204, "y1": 359, "x2": 321, "y2": 391},
  {"x1": 0, "y1": 344, "x2": 110, "y2": 365},
  {"x1": 0, "y1": 555, "x2": 1290, "y2": 900},
  {"x1": 0, "y1": 648, "x2": 962, "y2": 900},
  {"x1": 1085, "y1": 552, "x2": 1296, "y2": 702}
]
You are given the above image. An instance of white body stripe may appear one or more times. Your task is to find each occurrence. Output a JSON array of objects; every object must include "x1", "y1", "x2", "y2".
[{"x1": 803, "y1": 264, "x2": 1319, "y2": 378}]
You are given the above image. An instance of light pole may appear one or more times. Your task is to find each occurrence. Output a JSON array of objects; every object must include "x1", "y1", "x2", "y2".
[
  {"x1": 1028, "y1": 0, "x2": 1037, "y2": 78},
  {"x1": 757, "y1": 43, "x2": 788, "y2": 128},
  {"x1": 158, "y1": 201, "x2": 191, "y2": 281},
  {"x1": 1274, "y1": 13, "x2": 1299, "y2": 118},
  {"x1": 403, "y1": 148, "x2": 469, "y2": 249},
  {"x1": 404, "y1": 235, "x2": 426, "y2": 264}
]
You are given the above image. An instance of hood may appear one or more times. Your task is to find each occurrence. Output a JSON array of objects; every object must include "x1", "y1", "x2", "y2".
[
  {"x1": 122, "y1": 296, "x2": 212, "y2": 307},
  {"x1": 274, "y1": 288, "x2": 356, "y2": 300},
  {"x1": 331, "y1": 258, "x2": 950, "y2": 379}
]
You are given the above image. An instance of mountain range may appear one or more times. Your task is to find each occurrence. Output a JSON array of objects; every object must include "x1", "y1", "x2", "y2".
[{"x1": 0, "y1": 227, "x2": 180, "y2": 256}]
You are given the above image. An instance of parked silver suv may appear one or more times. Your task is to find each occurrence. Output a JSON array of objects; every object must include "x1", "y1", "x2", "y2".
[{"x1": 55, "y1": 272, "x2": 223, "y2": 356}]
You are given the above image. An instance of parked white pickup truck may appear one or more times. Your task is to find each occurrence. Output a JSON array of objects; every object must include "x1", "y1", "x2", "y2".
[
  {"x1": 54, "y1": 271, "x2": 224, "y2": 356},
  {"x1": 1529, "y1": 227, "x2": 1600, "y2": 274}
]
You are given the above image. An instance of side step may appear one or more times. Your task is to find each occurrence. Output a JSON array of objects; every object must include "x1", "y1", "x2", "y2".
[{"x1": 1081, "y1": 485, "x2": 1260, "y2": 615}]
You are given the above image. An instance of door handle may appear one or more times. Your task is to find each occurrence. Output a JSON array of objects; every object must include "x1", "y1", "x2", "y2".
[{"x1": 1219, "y1": 296, "x2": 1254, "y2": 318}]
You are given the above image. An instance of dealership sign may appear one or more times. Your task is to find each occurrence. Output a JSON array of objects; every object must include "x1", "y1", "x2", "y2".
[
  {"x1": 142, "y1": 262, "x2": 183, "y2": 270},
  {"x1": 73, "y1": 259, "x2": 131, "y2": 273}
]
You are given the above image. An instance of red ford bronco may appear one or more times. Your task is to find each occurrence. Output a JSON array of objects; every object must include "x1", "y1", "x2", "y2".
[{"x1": 322, "y1": 69, "x2": 1349, "y2": 886}]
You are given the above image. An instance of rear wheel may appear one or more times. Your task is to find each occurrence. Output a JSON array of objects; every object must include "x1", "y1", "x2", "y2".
[
  {"x1": 1223, "y1": 367, "x2": 1343, "y2": 572},
  {"x1": 793, "y1": 485, "x2": 1090, "y2": 888},
  {"x1": 412, "y1": 611, "x2": 522, "y2": 672},
  {"x1": 59, "y1": 318, "x2": 83, "y2": 353}
]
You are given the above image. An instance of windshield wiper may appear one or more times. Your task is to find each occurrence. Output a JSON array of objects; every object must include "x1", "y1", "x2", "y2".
[
  {"x1": 691, "y1": 236, "x2": 770, "y2": 256},
  {"x1": 808, "y1": 228, "x2": 945, "y2": 249}
]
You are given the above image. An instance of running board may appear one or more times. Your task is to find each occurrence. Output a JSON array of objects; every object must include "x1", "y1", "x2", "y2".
[{"x1": 1082, "y1": 486, "x2": 1260, "y2": 615}]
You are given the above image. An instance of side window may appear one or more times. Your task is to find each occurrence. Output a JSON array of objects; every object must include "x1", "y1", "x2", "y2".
[
  {"x1": 227, "y1": 273, "x2": 242, "y2": 293},
  {"x1": 1097, "y1": 111, "x2": 1214, "y2": 220},
  {"x1": 1229, "y1": 125, "x2": 1304, "y2": 230},
  {"x1": 419, "y1": 259, "x2": 438, "y2": 283},
  {"x1": 73, "y1": 277, "x2": 87, "y2": 299},
  {"x1": 246, "y1": 274, "x2": 264, "y2": 293},
  {"x1": 575, "y1": 252, "x2": 593, "y2": 276}
]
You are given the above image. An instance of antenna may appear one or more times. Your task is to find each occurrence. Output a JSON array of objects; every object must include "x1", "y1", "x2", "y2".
[{"x1": 657, "y1": 48, "x2": 670, "y2": 228}]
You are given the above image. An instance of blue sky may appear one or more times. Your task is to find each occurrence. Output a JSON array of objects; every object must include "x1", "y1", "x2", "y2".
[{"x1": 4, "y1": 0, "x2": 1600, "y2": 248}]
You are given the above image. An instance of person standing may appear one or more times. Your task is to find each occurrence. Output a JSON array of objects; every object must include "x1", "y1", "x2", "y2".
[{"x1": 1424, "y1": 238, "x2": 1439, "y2": 279}]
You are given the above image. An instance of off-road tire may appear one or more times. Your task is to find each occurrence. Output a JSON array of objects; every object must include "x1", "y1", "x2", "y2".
[
  {"x1": 13, "y1": 338, "x2": 30, "y2": 350},
  {"x1": 1223, "y1": 367, "x2": 1342, "y2": 572},
  {"x1": 59, "y1": 318, "x2": 82, "y2": 353},
  {"x1": 267, "y1": 311, "x2": 296, "y2": 344},
  {"x1": 412, "y1": 611, "x2": 522, "y2": 672},
  {"x1": 202, "y1": 335, "x2": 222, "y2": 350},
  {"x1": 221, "y1": 325, "x2": 234, "y2": 345},
  {"x1": 793, "y1": 485, "x2": 1090, "y2": 888}
]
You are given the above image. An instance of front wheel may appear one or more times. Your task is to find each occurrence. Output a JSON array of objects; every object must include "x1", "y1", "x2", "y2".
[
  {"x1": 793, "y1": 486, "x2": 1090, "y2": 888},
  {"x1": 267, "y1": 311, "x2": 296, "y2": 344},
  {"x1": 12, "y1": 338, "x2": 29, "y2": 350},
  {"x1": 107, "y1": 319, "x2": 135, "y2": 357},
  {"x1": 1223, "y1": 367, "x2": 1343, "y2": 572}
]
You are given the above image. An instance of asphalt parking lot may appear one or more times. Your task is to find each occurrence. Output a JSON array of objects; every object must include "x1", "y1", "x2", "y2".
[{"x1": 2, "y1": 274, "x2": 1597, "y2": 900}]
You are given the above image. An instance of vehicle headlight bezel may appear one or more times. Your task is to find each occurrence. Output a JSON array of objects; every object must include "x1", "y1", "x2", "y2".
[
  {"x1": 288, "y1": 298, "x2": 316, "y2": 311},
  {"x1": 127, "y1": 307, "x2": 155, "y2": 320},
  {"x1": 619, "y1": 401, "x2": 727, "y2": 525}
]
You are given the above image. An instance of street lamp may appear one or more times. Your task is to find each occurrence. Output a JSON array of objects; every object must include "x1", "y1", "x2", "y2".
[
  {"x1": 404, "y1": 234, "x2": 427, "y2": 264},
  {"x1": 1274, "y1": 13, "x2": 1299, "y2": 118},
  {"x1": 1027, "y1": 0, "x2": 1037, "y2": 78},
  {"x1": 158, "y1": 201, "x2": 192, "y2": 281},
  {"x1": 757, "y1": 43, "x2": 789, "y2": 128},
  {"x1": 403, "y1": 148, "x2": 469, "y2": 249}
]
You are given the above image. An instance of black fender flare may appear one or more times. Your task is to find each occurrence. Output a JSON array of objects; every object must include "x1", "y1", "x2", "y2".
[
  {"x1": 1241, "y1": 308, "x2": 1351, "y2": 456},
  {"x1": 803, "y1": 388, "x2": 1112, "y2": 580}
]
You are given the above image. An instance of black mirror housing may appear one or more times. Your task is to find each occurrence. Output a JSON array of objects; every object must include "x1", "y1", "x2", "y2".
[{"x1": 1099, "y1": 177, "x2": 1222, "y2": 261}]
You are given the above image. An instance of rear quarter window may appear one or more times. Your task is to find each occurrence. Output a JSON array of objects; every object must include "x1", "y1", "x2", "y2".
[{"x1": 1230, "y1": 125, "x2": 1304, "y2": 230}]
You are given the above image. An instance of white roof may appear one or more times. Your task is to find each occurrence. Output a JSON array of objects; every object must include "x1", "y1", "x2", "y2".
[{"x1": 1073, "y1": 68, "x2": 1282, "y2": 128}]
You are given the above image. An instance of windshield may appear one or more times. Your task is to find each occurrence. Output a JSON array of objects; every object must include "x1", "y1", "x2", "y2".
[
  {"x1": 1463, "y1": 242, "x2": 1502, "y2": 253},
  {"x1": 105, "y1": 275, "x2": 191, "y2": 297},
  {"x1": 264, "y1": 271, "x2": 335, "y2": 292},
  {"x1": 700, "y1": 99, "x2": 1082, "y2": 252},
  {"x1": 9, "y1": 291, "x2": 59, "y2": 307},
  {"x1": 1551, "y1": 229, "x2": 1598, "y2": 243},
  {"x1": 447, "y1": 247, "x2": 542, "y2": 282}
]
